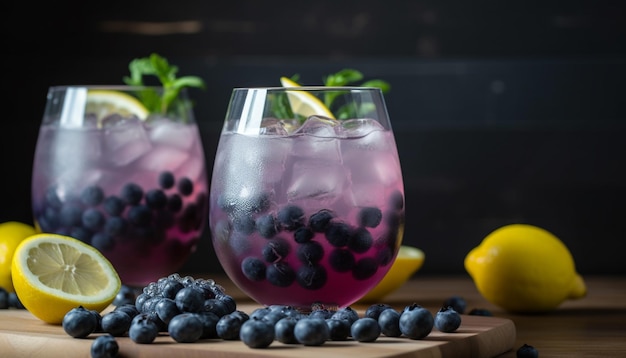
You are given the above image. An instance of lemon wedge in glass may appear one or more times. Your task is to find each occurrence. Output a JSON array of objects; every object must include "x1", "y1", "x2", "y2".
[
  {"x1": 359, "y1": 246, "x2": 425, "y2": 303},
  {"x1": 279, "y1": 77, "x2": 335, "y2": 119},
  {"x1": 11, "y1": 233, "x2": 121, "y2": 324}
]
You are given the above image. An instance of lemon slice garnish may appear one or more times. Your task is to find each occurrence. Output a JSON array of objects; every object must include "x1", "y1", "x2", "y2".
[
  {"x1": 11, "y1": 233, "x2": 121, "y2": 324},
  {"x1": 86, "y1": 89, "x2": 149, "y2": 124},
  {"x1": 280, "y1": 77, "x2": 335, "y2": 119}
]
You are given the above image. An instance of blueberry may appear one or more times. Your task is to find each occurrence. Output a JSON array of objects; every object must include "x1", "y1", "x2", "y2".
[
  {"x1": 82, "y1": 208, "x2": 105, "y2": 231},
  {"x1": 297, "y1": 264, "x2": 327, "y2": 290},
  {"x1": 168, "y1": 312, "x2": 204, "y2": 343},
  {"x1": 233, "y1": 214, "x2": 256, "y2": 234},
  {"x1": 358, "y1": 207, "x2": 382, "y2": 228},
  {"x1": 177, "y1": 177, "x2": 194, "y2": 196},
  {"x1": 329, "y1": 248, "x2": 355, "y2": 272},
  {"x1": 155, "y1": 297, "x2": 180, "y2": 324},
  {"x1": 434, "y1": 306, "x2": 462, "y2": 333},
  {"x1": 277, "y1": 205, "x2": 305, "y2": 231},
  {"x1": 262, "y1": 238, "x2": 290, "y2": 263},
  {"x1": 242, "y1": 257, "x2": 266, "y2": 281},
  {"x1": 248, "y1": 192, "x2": 271, "y2": 214},
  {"x1": 114, "y1": 303, "x2": 140, "y2": 319},
  {"x1": 0, "y1": 287, "x2": 8, "y2": 309},
  {"x1": 91, "y1": 232, "x2": 115, "y2": 251},
  {"x1": 167, "y1": 194, "x2": 183, "y2": 213},
  {"x1": 80, "y1": 185, "x2": 104, "y2": 206},
  {"x1": 89, "y1": 309, "x2": 104, "y2": 333},
  {"x1": 70, "y1": 226, "x2": 92, "y2": 243},
  {"x1": 296, "y1": 241, "x2": 324, "y2": 264},
  {"x1": 195, "y1": 311, "x2": 220, "y2": 338},
  {"x1": 134, "y1": 293, "x2": 150, "y2": 312},
  {"x1": 309, "y1": 209, "x2": 335, "y2": 232},
  {"x1": 294, "y1": 318, "x2": 329, "y2": 346},
  {"x1": 260, "y1": 310, "x2": 286, "y2": 326},
  {"x1": 103, "y1": 196, "x2": 125, "y2": 216},
  {"x1": 240, "y1": 317, "x2": 275, "y2": 348},
  {"x1": 103, "y1": 216, "x2": 125, "y2": 237},
  {"x1": 325, "y1": 221, "x2": 352, "y2": 247},
  {"x1": 365, "y1": 303, "x2": 393, "y2": 320},
  {"x1": 309, "y1": 308, "x2": 333, "y2": 320},
  {"x1": 468, "y1": 308, "x2": 493, "y2": 316},
  {"x1": 399, "y1": 304, "x2": 434, "y2": 340},
  {"x1": 90, "y1": 334, "x2": 118, "y2": 358},
  {"x1": 127, "y1": 205, "x2": 152, "y2": 227},
  {"x1": 129, "y1": 313, "x2": 159, "y2": 344},
  {"x1": 351, "y1": 317, "x2": 381, "y2": 342},
  {"x1": 275, "y1": 317, "x2": 299, "y2": 344},
  {"x1": 62, "y1": 306, "x2": 98, "y2": 338},
  {"x1": 255, "y1": 214, "x2": 278, "y2": 238},
  {"x1": 175, "y1": 286, "x2": 205, "y2": 313},
  {"x1": 158, "y1": 171, "x2": 175, "y2": 189},
  {"x1": 353, "y1": 257, "x2": 378, "y2": 280},
  {"x1": 375, "y1": 245, "x2": 395, "y2": 266},
  {"x1": 348, "y1": 227, "x2": 373, "y2": 253},
  {"x1": 378, "y1": 308, "x2": 402, "y2": 337},
  {"x1": 145, "y1": 189, "x2": 167, "y2": 210},
  {"x1": 326, "y1": 318, "x2": 351, "y2": 340},
  {"x1": 203, "y1": 298, "x2": 231, "y2": 317},
  {"x1": 517, "y1": 343, "x2": 539, "y2": 358},
  {"x1": 45, "y1": 187, "x2": 63, "y2": 209},
  {"x1": 161, "y1": 279, "x2": 185, "y2": 299},
  {"x1": 216, "y1": 313, "x2": 247, "y2": 340},
  {"x1": 101, "y1": 310, "x2": 132, "y2": 336},
  {"x1": 443, "y1": 295, "x2": 467, "y2": 314},
  {"x1": 8, "y1": 292, "x2": 25, "y2": 309},
  {"x1": 120, "y1": 183, "x2": 143, "y2": 205},
  {"x1": 60, "y1": 204, "x2": 83, "y2": 227},
  {"x1": 266, "y1": 262, "x2": 296, "y2": 287},
  {"x1": 293, "y1": 226, "x2": 314, "y2": 243},
  {"x1": 330, "y1": 306, "x2": 360, "y2": 325}
]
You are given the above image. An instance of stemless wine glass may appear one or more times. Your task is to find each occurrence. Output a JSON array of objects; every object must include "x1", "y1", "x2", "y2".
[
  {"x1": 31, "y1": 86, "x2": 208, "y2": 287},
  {"x1": 209, "y1": 86, "x2": 405, "y2": 311}
]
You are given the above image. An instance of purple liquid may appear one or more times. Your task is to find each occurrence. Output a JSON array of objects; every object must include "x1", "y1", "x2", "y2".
[
  {"x1": 31, "y1": 118, "x2": 208, "y2": 286},
  {"x1": 209, "y1": 118, "x2": 405, "y2": 310}
]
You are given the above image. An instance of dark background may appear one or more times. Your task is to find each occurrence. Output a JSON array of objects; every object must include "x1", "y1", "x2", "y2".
[{"x1": 3, "y1": 0, "x2": 625, "y2": 275}]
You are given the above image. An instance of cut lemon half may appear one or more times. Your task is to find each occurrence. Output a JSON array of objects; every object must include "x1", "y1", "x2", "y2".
[
  {"x1": 11, "y1": 233, "x2": 121, "y2": 324},
  {"x1": 359, "y1": 246, "x2": 425, "y2": 303},
  {"x1": 86, "y1": 89, "x2": 149, "y2": 124},
  {"x1": 280, "y1": 77, "x2": 335, "y2": 119}
]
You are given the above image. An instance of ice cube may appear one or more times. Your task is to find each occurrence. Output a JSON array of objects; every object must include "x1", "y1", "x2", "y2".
[
  {"x1": 51, "y1": 129, "x2": 103, "y2": 170},
  {"x1": 148, "y1": 119, "x2": 195, "y2": 151},
  {"x1": 294, "y1": 116, "x2": 340, "y2": 138},
  {"x1": 104, "y1": 120, "x2": 152, "y2": 166},
  {"x1": 259, "y1": 118, "x2": 290, "y2": 136},
  {"x1": 286, "y1": 159, "x2": 347, "y2": 205},
  {"x1": 136, "y1": 146, "x2": 190, "y2": 172}
]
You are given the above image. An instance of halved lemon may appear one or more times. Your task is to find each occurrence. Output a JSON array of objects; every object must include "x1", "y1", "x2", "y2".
[
  {"x1": 358, "y1": 246, "x2": 425, "y2": 303},
  {"x1": 86, "y1": 89, "x2": 149, "y2": 124},
  {"x1": 279, "y1": 77, "x2": 335, "y2": 119},
  {"x1": 11, "y1": 233, "x2": 121, "y2": 324}
]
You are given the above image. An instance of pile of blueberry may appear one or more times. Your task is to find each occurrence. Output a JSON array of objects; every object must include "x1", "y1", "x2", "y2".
[
  {"x1": 60, "y1": 274, "x2": 464, "y2": 358},
  {"x1": 33, "y1": 171, "x2": 206, "y2": 252}
]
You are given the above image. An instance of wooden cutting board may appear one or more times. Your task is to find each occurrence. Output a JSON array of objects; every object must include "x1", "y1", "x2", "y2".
[{"x1": 0, "y1": 304, "x2": 515, "y2": 358}]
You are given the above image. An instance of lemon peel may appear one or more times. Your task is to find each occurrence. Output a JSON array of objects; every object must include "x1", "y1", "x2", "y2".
[
  {"x1": 0, "y1": 221, "x2": 37, "y2": 293},
  {"x1": 86, "y1": 89, "x2": 149, "y2": 126},
  {"x1": 11, "y1": 233, "x2": 121, "y2": 324},
  {"x1": 465, "y1": 224, "x2": 586, "y2": 313}
]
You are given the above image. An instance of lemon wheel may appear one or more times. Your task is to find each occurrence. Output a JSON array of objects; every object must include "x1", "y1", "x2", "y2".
[
  {"x1": 12, "y1": 233, "x2": 121, "y2": 324},
  {"x1": 279, "y1": 77, "x2": 335, "y2": 119}
]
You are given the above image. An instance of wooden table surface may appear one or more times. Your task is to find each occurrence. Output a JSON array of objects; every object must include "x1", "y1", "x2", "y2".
[{"x1": 211, "y1": 273, "x2": 626, "y2": 357}]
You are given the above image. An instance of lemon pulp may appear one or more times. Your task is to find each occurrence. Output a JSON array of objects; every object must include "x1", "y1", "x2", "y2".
[
  {"x1": 86, "y1": 89, "x2": 149, "y2": 125},
  {"x1": 279, "y1": 77, "x2": 335, "y2": 119}
]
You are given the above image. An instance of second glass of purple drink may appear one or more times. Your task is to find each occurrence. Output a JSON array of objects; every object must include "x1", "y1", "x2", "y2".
[
  {"x1": 209, "y1": 86, "x2": 405, "y2": 311},
  {"x1": 31, "y1": 86, "x2": 208, "y2": 287}
]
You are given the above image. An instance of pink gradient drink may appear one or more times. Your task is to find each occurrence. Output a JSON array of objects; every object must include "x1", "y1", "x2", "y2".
[
  {"x1": 32, "y1": 86, "x2": 208, "y2": 287},
  {"x1": 209, "y1": 87, "x2": 404, "y2": 310}
]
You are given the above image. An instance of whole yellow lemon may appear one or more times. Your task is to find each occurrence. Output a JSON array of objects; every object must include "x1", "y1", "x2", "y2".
[
  {"x1": 464, "y1": 224, "x2": 586, "y2": 313},
  {"x1": 0, "y1": 221, "x2": 37, "y2": 293}
]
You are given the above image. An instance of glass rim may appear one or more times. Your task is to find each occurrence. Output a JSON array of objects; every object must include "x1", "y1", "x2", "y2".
[
  {"x1": 232, "y1": 86, "x2": 383, "y2": 91},
  {"x1": 48, "y1": 85, "x2": 172, "y2": 92}
]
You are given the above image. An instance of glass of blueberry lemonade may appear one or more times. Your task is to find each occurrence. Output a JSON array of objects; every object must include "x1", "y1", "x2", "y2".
[
  {"x1": 31, "y1": 59, "x2": 208, "y2": 288},
  {"x1": 209, "y1": 86, "x2": 405, "y2": 311}
]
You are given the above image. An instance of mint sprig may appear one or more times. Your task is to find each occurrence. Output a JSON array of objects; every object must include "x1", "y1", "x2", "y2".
[{"x1": 123, "y1": 53, "x2": 206, "y2": 116}]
